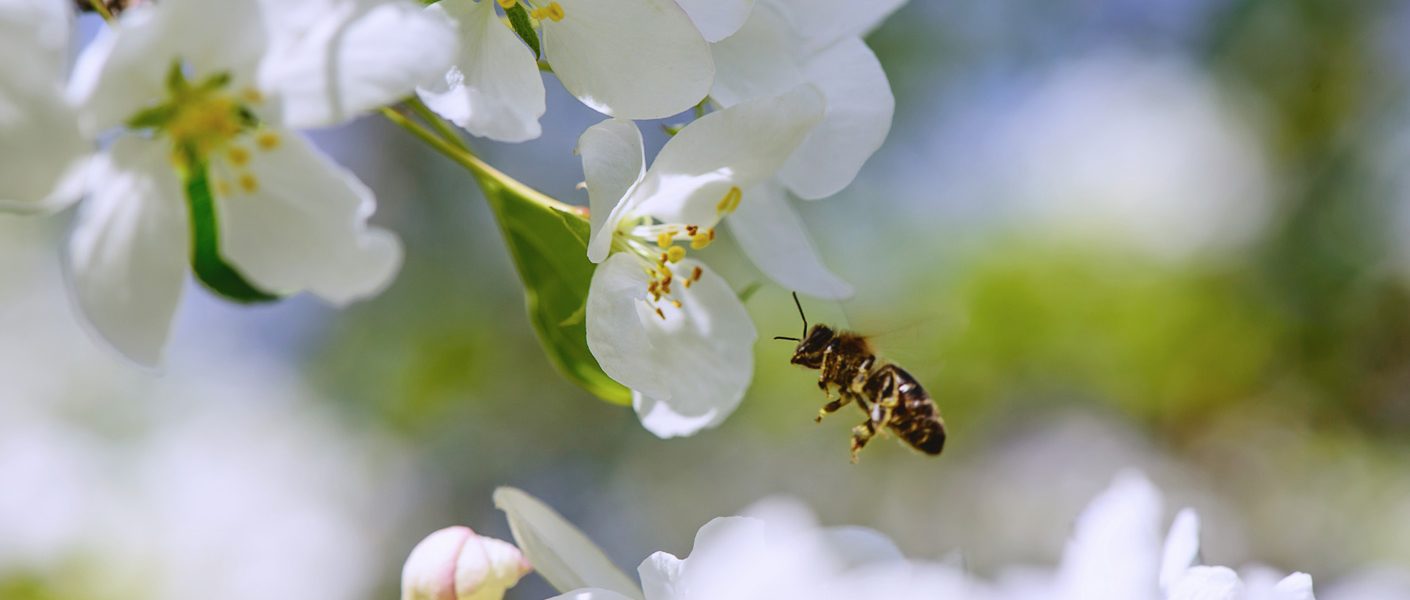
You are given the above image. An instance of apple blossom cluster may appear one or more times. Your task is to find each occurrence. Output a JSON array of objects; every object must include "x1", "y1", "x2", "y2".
[
  {"x1": 0, "y1": 0, "x2": 904, "y2": 439},
  {"x1": 402, "y1": 473, "x2": 1319, "y2": 600}
]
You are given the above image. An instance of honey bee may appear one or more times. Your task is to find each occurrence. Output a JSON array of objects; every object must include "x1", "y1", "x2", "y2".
[{"x1": 775, "y1": 293, "x2": 946, "y2": 462}]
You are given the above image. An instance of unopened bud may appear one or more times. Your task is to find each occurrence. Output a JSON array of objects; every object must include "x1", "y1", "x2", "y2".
[{"x1": 401, "y1": 526, "x2": 532, "y2": 600}]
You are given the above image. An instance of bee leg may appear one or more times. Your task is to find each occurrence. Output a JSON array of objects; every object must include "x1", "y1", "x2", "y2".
[
  {"x1": 849, "y1": 419, "x2": 877, "y2": 463},
  {"x1": 817, "y1": 349, "x2": 839, "y2": 397},
  {"x1": 815, "y1": 394, "x2": 853, "y2": 423}
]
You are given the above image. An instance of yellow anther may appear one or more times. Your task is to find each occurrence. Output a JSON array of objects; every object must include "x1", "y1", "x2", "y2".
[
  {"x1": 691, "y1": 266, "x2": 703, "y2": 281},
  {"x1": 531, "y1": 1, "x2": 563, "y2": 21},
  {"x1": 497, "y1": 0, "x2": 516, "y2": 8},
  {"x1": 255, "y1": 131, "x2": 281, "y2": 151},
  {"x1": 716, "y1": 186, "x2": 742, "y2": 214},
  {"x1": 238, "y1": 172, "x2": 259, "y2": 193},
  {"x1": 655, "y1": 307, "x2": 666, "y2": 320},
  {"x1": 690, "y1": 229, "x2": 714, "y2": 250},
  {"x1": 656, "y1": 231, "x2": 676, "y2": 248},
  {"x1": 666, "y1": 246, "x2": 686, "y2": 263},
  {"x1": 241, "y1": 88, "x2": 263, "y2": 103},
  {"x1": 671, "y1": 300, "x2": 683, "y2": 309},
  {"x1": 215, "y1": 179, "x2": 232, "y2": 197},
  {"x1": 227, "y1": 146, "x2": 251, "y2": 166}
]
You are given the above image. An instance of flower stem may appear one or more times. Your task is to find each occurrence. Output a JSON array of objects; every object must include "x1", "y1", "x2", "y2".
[
  {"x1": 379, "y1": 106, "x2": 586, "y2": 217},
  {"x1": 406, "y1": 97, "x2": 472, "y2": 154}
]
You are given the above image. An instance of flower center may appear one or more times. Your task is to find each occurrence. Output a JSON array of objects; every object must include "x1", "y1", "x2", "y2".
[
  {"x1": 615, "y1": 186, "x2": 743, "y2": 319},
  {"x1": 125, "y1": 62, "x2": 283, "y2": 196}
]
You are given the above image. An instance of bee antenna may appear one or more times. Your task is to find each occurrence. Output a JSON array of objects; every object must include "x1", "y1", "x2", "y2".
[
  {"x1": 791, "y1": 291, "x2": 808, "y2": 339},
  {"x1": 773, "y1": 336, "x2": 801, "y2": 342}
]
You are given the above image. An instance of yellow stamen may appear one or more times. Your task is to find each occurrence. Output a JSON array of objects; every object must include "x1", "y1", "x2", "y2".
[
  {"x1": 716, "y1": 186, "x2": 742, "y2": 214},
  {"x1": 531, "y1": 1, "x2": 564, "y2": 21},
  {"x1": 690, "y1": 229, "x2": 714, "y2": 250},
  {"x1": 656, "y1": 231, "x2": 676, "y2": 248},
  {"x1": 666, "y1": 246, "x2": 686, "y2": 263},
  {"x1": 691, "y1": 266, "x2": 703, "y2": 281},
  {"x1": 227, "y1": 146, "x2": 251, "y2": 166},
  {"x1": 497, "y1": 0, "x2": 516, "y2": 8},
  {"x1": 655, "y1": 307, "x2": 666, "y2": 320},
  {"x1": 255, "y1": 131, "x2": 281, "y2": 151},
  {"x1": 238, "y1": 173, "x2": 259, "y2": 193}
]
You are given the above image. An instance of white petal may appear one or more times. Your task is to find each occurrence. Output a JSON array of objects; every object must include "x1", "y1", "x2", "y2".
[
  {"x1": 631, "y1": 84, "x2": 825, "y2": 227},
  {"x1": 675, "y1": 0, "x2": 753, "y2": 43},
  {"x1": 1271, "y1": 573, "x2": 1315, "y2": 600},
  {"x1": 727, "y1": 180, "x2": 852, "y2": 299},
  {"x1": 776, "y1": 36, "x2": 893, "y2": 200},
  {"x1": 0, "y1": 0, "x2": 70, "y2": 77},
  {"x1": 586, "y1": 254, "x2": 757, "y2": 438},
  {"x1": 584, "y1": 253, "x2": 670, "y2": 399},
  {"x1": 542, "y1": 0, "x2": 714, "y2": 119},
  {"x1": 1169, "y1": 566, "x2": 1243, "y2": 600},
  {"x1": 214, "y1": 130, "x2": 402, "y2": 303},
  {"x1": 1057, "y1": 471, "x2": 1164, "y2": 600},
  {"x1": 707, "y1": 3, "x2": 804, "y2": 107},
  {"x1": 264, "y1": 0, "x2": 457, "y2": 129},
  {"x1": 0, "y1": 0, "x2": 88, "y2": 212},
  {"x1": 1160, "y1": 509, "x2": 1202, "y2": 592},
  {"x1": 638, "y1": 552, "x2": 685, "y2": 600},
  {"x1": 69, "y1": 0, "x2": 267, "y2": 134},
  {"x1": 491, "y1": 487, "x2": 643, "y2": 598},
  {"x1": 546, "y1": 590, "x2": 640, "y2": 600},
  {"x1": 577, "y1": 118, "x2": 646, "y2": 263},
  {"x1": 822, "y1": 526, "x2": 904, "y2": 568},
  {"x1": 416, "y1": 0, "x2": 545, "y2": 142},
  {"x1": 66, "y1": 137, "x2": 189, "y2": 367},
  {"x1": 762, "y1": 0, "x2": 908, "y2": 54}
]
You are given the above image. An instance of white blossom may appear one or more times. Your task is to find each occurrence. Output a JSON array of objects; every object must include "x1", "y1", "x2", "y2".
[
  {"x1": 51, "y1": 0, "x2": 454, "y2": 365},
  {"x1": 420, "y1": 0, "x2": 715, "y2": 142},
  {"x1": 577, "y1": 84, "x2": 824, "y2": 437}
]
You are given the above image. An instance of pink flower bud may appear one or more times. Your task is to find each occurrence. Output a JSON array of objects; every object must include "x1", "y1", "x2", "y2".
[{"x1": 401, "y1": 526, "x2": 533, "y2": 600}]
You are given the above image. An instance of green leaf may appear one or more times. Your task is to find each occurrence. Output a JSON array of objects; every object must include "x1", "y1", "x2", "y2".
[
  {"x1": 504, "y1": 2, "x2": 541, "y2": 59},
  {"x1": 181, "y1": 151, "x2": 280, "y2": 304},
  {"x1": 479, "y1": 175, "x2": 631, "y2": 405}
]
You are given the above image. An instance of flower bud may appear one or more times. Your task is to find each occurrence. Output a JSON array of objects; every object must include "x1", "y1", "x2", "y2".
[{"x1": 402, "y1": 526, "x2": 533, "y2": 600}]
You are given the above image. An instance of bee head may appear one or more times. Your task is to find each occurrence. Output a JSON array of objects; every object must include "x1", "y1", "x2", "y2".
[{"x1": 789, "y1": 324, "x2": 835, "y2": 368}]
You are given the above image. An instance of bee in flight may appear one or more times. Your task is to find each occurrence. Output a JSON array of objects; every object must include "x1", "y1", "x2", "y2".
[{"x1": 775, "y1": 293, "x2": 946, "y2": 462}]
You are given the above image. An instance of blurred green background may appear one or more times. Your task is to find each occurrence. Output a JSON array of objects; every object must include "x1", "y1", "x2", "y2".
[{"x1": 5, "y1": 0, "x2": 1410, "y2": 598}]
